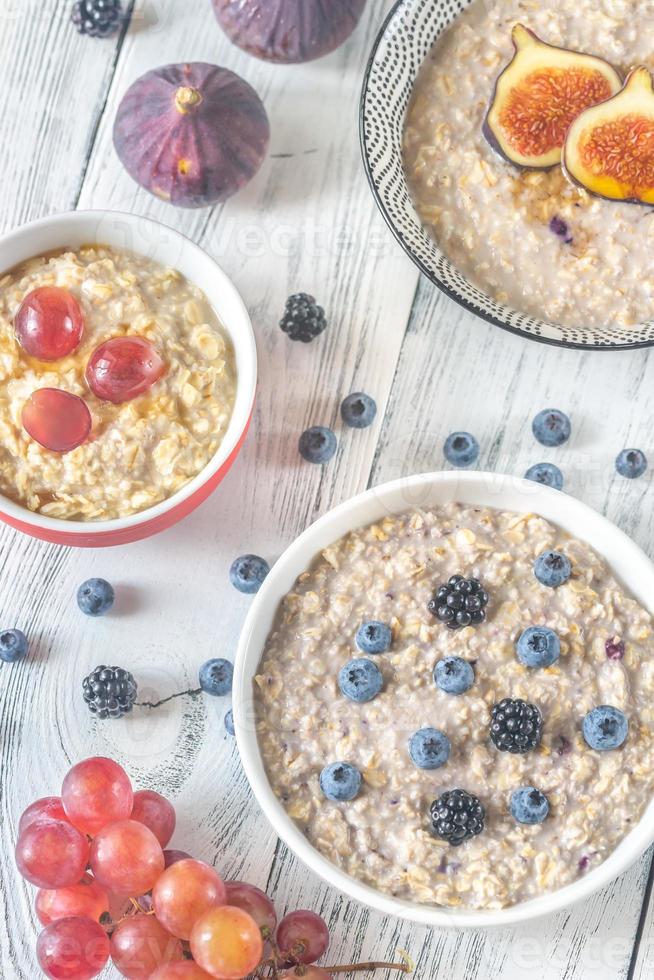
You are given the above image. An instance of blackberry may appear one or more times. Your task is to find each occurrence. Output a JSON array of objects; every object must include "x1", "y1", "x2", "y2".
[
  {"x1": 72, "y1": 0, "x2": 123, "y2": 38},
  {"x1": 280, "y1": 293, "x2": 327, "y2": 343},
  {"x1": 83, "y1": 665, "x2": 137, "y2": 719},
  {"x1": 429, "y1": 789, "x2": 485, "y2": 845},
  {"x1": 428, "y1": 574, "x2": 489, "y2": 630},
  {"x1": 490, "y1": 698, "x2": 542, "y2": 754}
]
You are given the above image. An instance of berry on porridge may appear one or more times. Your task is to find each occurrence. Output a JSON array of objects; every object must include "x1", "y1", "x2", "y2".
[
  {"x1": 533, "y1": 549, "x2": 571, "y2": 588},
  {"x1": 254, "y1": 504, "x2": 654, "y2": 909},
  {"x1": 515, "y1": 626, "x2": 560, "y2": 668},
  {"x1": 0, "y1": 245, "x2": 236, "y2": 520},
  {"x1": 510, "y1": 786, "x2": 550, "y2": 825},
  {"x1": 434, "y1": 656, "x2": 475, "y2": 695},
  {"x1": 403, "y1": 0, "x2": 654, "y2": 328}
]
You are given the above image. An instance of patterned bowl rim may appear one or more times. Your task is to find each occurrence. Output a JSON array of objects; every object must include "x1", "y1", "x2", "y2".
[{"x1": 359, "y1": 0, "x2": 654, "y2": 353}]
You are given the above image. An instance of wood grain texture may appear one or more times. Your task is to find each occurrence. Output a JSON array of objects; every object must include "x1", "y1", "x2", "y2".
[{"x1": 1, "y1": 0, "x2": 653, "y2": 977}]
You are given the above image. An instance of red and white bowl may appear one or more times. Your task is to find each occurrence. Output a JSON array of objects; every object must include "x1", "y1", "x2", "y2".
[{"x1": 0, "y1": 210, "x2": 257, "y2": 547}]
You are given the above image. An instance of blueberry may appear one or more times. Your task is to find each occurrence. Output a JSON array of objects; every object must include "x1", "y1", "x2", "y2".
[
  {"x1": 199, "y1": 658, "x2": 233, "y2": 696},
  {"x1": 0, "y1": 629, "x2": 28, "y2": 663},
  {"x1": 516, "y1": 626, "x2": 560, "y2": 668},
  {"x1": 532, "y1": 409, "x2": 570, "y2": 447},
  {"x1": 224, "y1": 709, "x2": 235, "y2": 736},
  {"x1": 615, "y1": 449, "x2": 647, "y2": 479},
  {"x1": 434, "y1": 656, "x2": 475, "y2": 695},
  {"x1": 341, "y1": 392, "x2": 377, "y2": 429},
  {"x1": 338, "y1": 658, "x2": 383, "y2": 703},
  {"x1": 524, "y1": 462, "x2": 564, "y2": 491},
  {"x1": 582, "y1": 705, "x2": 628, "y2": 751},
  {"x1": 299, "y1": 426, "x2": 337, "y2": 464},
  {"x1": 77, "y1": 578, "x2": 115, "y2": 617},
  {"x1": 409, "y1": 727, "x2": 451, "y2": 770},
  {"x1": 355, "y1": 621, "x2": 391, "y2": 655},
  {"x1": 319, "y1": 762, "x2": 361, "y2": 802},
  {"x1": 444, "y1": 432, "x2": 479, "y2": 468},
  {"x1": 229, "y1": 554, "x2": 270, "y2": 594},
  {"x1": 533, "y1": 550, "x2": 571, "y2": 588},
  {"x1": 510, "y1": 786, "x2": 550, "y2": 825}
]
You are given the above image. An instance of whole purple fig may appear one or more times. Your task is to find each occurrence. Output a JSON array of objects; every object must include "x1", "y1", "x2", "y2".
[
  {"x1": 113, "y1": 62, "x2": 270, "y2": 208},
  {"x1": 212, "y1": 0, "x2": 367, "y2": 64}
]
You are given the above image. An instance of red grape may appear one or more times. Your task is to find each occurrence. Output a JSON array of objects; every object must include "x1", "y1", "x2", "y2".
[
  {"x1": 22, "y1": 388, "x2": 91, "y2": 453},
  {"x1": 276, "y1": 910, "x2": 330, "y2": 965},
  {"x1": 14, "y1": 286, "x2": 84, "y2": 360},
  {"x1": 225, "y1": 881, "x2": 276, "y2": 935},
  {"x1": 164, "y1": 849, "x2": 192, "y2": 868},
  {"x1": 36, "y1": 876, "x2": 109, "y2": 926},
  {"x1": 15, "y1": 820, "x2": 90, "y2": 889},
  {"x1": 62, "y1": 757, "x2": 133, "y2": 836},
  {"x1": 85, "y1": 336, "x2": 166, "y2": 403},
  {"x1": 19, "y1": 796, "x2": 69, "y2": 835},
  {"x1": 190, "y1": 906, "x2": 263, "y2": 979},
  {"x1": 36, "y1": 915, "x2": 110, "y2": 980},
  {"x1": 152, "y1": 858, "x2": 227, "y2": 940},
  {"x1": 110, "y1": 913, "x2": 184, "y2": 979},
  {"x1": 150, "y1": 963, "x2": 215, "y2": 979},
  {"x1": 90, "y1": 819, "x2": 164, "y2": 895},
  {"x1": 131, "y1": 789, "x2": 176, "y2": 848}
]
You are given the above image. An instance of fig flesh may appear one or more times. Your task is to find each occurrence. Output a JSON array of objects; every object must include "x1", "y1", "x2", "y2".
[
  {"x1": 113, "y1": 62, "x2": 270, "y2": 208},
  {"x1": 564, "y1": 67, "x2": 654, "y2": 205},
  {"x1": 484, "y1": 24, "x2": 622, "y2": 169},
  {"x1": 212, "y1": 0, "x2": 367, "y2": 64}
]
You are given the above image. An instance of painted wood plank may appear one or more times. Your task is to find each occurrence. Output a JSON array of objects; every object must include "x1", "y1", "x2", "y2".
[{"x1": 0, "y1": 0, "x2": 129, "y2": 232}]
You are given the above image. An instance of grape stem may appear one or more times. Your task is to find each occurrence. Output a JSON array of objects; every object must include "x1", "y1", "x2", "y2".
[
  {"x1": 323, "y1": 963, "x2": 412, "y2": 975},
  {"x1": 136, "y1": 687, "x2": 203, "y2": 709}
]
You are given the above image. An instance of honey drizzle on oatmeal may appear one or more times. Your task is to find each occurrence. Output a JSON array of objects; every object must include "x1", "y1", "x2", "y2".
[{"x1": 510, "y1": 168, "x2": 592, "y2": 257}]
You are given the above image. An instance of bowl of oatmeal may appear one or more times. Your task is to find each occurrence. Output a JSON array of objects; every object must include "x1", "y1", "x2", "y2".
[
  {"x1": 234, "y1": 471, "x2": 654, "y2": 926},
  {"x1": 360, "y1": 0, "x2": 654, "y2": 349},
  {"x1": 0, "y1": 210, "x2": 256, "y2": 546}
]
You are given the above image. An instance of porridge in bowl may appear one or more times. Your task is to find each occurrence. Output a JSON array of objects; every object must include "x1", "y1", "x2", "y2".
[
  {"x1": 255, "y1": 504, "x2": 654, "y2": 910},
  {"x1": 403, "y1": 0, "x2": 654, "y2": 329},
  {"x1": 0, "y1": 245, "x2": 236, "y2": 521}
]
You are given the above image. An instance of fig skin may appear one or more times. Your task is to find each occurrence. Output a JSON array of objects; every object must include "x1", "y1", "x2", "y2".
[
  {"x1": 212, "y1": 0, "x2": 367, "y2": 64},
  {"x1": 483, "y1": 24, "x2": 622, "y2": 170},
  {"x1": 563, "y1": 67, "x2": 654, "y2": 206},
  {"x1": 113, "y1": 62, "x2": 270, "y2": 209}
]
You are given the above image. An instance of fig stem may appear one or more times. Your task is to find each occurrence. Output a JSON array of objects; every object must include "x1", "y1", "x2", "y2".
[{"x1": 175, "y1": 86, "x2": 203, "y2": 113}]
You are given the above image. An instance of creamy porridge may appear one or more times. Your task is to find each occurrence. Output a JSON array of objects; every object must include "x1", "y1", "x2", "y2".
[
  {"x1": 255, "y1": 504, "x2": 654, "y2": 909},
  {"x1": 0, "y1": 246, "x2": 236, "y2": 521},
  {"x1": 403, "y1": 0, "x2": 654, "y2": 329}
]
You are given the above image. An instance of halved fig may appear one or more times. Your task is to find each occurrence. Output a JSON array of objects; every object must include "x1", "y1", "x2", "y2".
[
  {"x1": 484, "y1": 24, "x2": 622, "y2": 169},
  {"x1": 564, "y1": 67, "x2": 654, "y2": 205}
]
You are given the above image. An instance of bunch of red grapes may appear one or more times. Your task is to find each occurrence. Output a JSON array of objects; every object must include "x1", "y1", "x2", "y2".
[{"x1": 14, "y1": 757, "x2": 337, "y2": 980}]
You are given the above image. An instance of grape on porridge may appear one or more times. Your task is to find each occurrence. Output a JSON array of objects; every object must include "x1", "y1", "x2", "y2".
[
  {"x1": 0, "y1": 245, "x2": 236, "y2": 521},
  {"x1": 254, "y1": 504, "x2": 654, "y2": 910}
]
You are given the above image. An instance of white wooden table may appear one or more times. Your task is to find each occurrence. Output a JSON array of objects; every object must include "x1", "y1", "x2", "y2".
[{"x1": 1, "y1": 2, "x2": 654, "y2": 977}]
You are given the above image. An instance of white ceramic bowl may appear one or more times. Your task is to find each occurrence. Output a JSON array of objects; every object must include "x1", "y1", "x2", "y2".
[
  {"x1": 0, "y1": 210, "x2": 257, "y2": 547},
  {"x1": 234, "y1": 471, "x2": 654, "y2": 927}
]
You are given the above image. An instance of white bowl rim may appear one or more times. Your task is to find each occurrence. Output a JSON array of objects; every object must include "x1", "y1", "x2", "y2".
[
  {"x1": 234, "y1": 470, "x2": 654, "y2": 928},
  {"x1": 0, "y1": 209, "x2": 257, "y2": 534}
]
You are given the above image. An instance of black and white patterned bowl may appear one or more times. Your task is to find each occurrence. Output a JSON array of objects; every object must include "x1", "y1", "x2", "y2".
[{"x1": 359, "y1": 0, "x2": 654, "y2": 351}]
